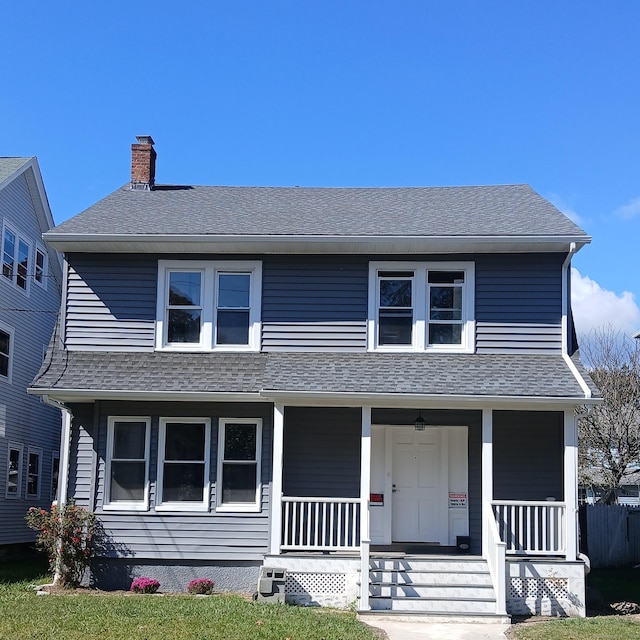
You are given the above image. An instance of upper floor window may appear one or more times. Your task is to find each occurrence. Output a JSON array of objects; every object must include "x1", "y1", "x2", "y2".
[
  {"x1": 156, "y1": 261, "x2": 261, "y2": 351},
  {"x1": 0, "y1": 324, "x2": 13, "y2": 382},
  {"x1": 104, "y1": 417, "x2": 150, "y2": 511},
  {"x1": 26, "y1": 447, "x2": 42, "y2": 499},
  {"x1": 34, "y1": 245, "x2": 48, "y2": 289},
  {"x1": 2, "y1": 225, "x2": 31, "y2": 292},
  {"x1": 369, "y1": 262, "x2": 475, "y2": 353}
]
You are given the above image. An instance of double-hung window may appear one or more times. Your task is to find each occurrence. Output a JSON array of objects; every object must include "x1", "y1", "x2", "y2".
[
  {"x1": 157, "y1": 261, "x2": 261, "y2": 351},
  {"x1": 104, "y1": 417, "x2": 150, "y2": 510},
  {"x1": 369, "y1": 262, "x2": 475, "y2": 352},
  {"x1": 157, "y1": 418, "x2": 211, "y2": 511},
  {"x1": 51, "y1": 453, "x2": 60, "y2": 501},
  {"x1": 0, "y1": 324, "x2": 13, "y2": 381},
  {"x1": 34, "y1": 245, "x2": 48, "y2": 289},
  {"x1": 2, "y1": 225, "x2": 31, "y2": 292},
  {"x1": 217, "y1": 418, "x2": 262, "y2": 512},
  {"x1": 26, "y1": 447, "x2": 42, "y2": 499},
  {"x1": 5, "y1": 443, "x2": 22, "y2": 499}
]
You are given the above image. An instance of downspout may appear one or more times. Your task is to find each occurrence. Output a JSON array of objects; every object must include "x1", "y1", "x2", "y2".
[
  {"x1": 562, "y1": 243, "x2": 592, "y2": 399},
  {"x1": 42, "y1": 395, "x2": 73, "y2": 586}
]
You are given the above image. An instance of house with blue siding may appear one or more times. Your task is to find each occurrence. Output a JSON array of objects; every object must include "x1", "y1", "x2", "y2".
[
  {"x1": 31, "y1": 136, "x2": 600, "y2": 619},
  {"x1": 0, "y1": 157, "x2": 62, "y2": 551}
]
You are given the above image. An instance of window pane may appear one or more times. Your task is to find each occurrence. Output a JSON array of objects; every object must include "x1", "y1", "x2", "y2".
[
  {"x1": 0, "y1": 355, "x2": 8, "y2": 378},
  {"x1": 429, "y1": 324, "x2": 462, "y2": 345},
  {"x1": 163, "y1": 463, "x2": 205, "y2": 502},
  {"x1": 430, "y1": 286, "x2": 462, "y2": 321},
  {"x1": 110, "y1": 461, "x2": 145, "y2": 501},
  {"x1": 169, "y1": 271, "x2": 201, "y2": 306},
  {"x1": 3, "y1": 230, "x2": 15, "y2": 279},
  {"x1": 224, "y1": 424, "x2": 257, "y2": 461},
  {"x1": 379, "y1": 312, "x2": 413, "y2": 345},
  {"x1": 168, "y1": 309, "x2": 201, "y2": 343},
  {"x1": 113, "y1": 422, "x2": 146, "y2": 459},
  {"x1": 52, "y1": 457, "x2": 60, "y2": 499},
  {"x1": 428, "y1": 271, "x2": 464, "y2": 284},
  {"x1": 165, "y1": 423, "x2": 205, "y2": 460},
  {"x1": 35, "y1": 250, "x2": 45, "y2": 283},
  {"x1": 7, "y1": 449, "x2": 19, "y2": 494},
  {"x1": 17, "y1": 240, "x2": 29, "y2": 289},
  {"x1": 217, "y1": 310, "x2": 249, "y2": 345},
  {"x1": 380, "y1": 279, "x2": 412, "y2": 307},
  {"x1": 218, "y1": 274, "x2": 250, "y2": 308},
  {"x1": 222, "y1": 463, "x2": 256, "y2": 503},
  {"x1": 0, "y1": 330, "x2": 9, "y2": 356},
  {"x1": 27, "y1": 453, "x2": 39, "y2": 496}
]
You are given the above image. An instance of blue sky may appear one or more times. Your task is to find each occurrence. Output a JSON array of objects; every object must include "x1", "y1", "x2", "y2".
[{"x1": 2, "y1": 2, "x2": 639, "y2": 337}]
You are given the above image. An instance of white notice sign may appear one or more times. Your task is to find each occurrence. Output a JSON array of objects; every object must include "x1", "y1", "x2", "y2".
[{"x1": 448, "y1": 492, "x2": 467, "y2": 509}]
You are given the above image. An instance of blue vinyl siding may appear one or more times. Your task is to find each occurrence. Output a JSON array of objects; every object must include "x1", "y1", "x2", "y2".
[{"x1": 68, "y1": 401, "x2": 272, "y2": 561}]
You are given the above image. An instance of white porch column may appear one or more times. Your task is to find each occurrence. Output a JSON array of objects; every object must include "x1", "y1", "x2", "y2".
[
  {"x1": 564, "y1": 408, "x2": 578, "y2": 561},
  {"x1": 269, "y1": 403, "x2": 285, "y2": 556},
  {"x1": 359, "y1": 406, "x2": 372, "y2": 611},
  {"x1": 481, "y1": 408, "x2": 493, "y2": 557}
]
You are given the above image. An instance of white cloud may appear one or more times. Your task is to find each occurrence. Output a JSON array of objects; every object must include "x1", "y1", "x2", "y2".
[
  {"x1": 546, "y1": 193, "x2": 584, "y2": 226},
  {"x1": 614, "y1": 196, "x2": 640, "y2": 220},
  {"x1": 571, "y1": 268, "x2": 640, "y2": 338}
]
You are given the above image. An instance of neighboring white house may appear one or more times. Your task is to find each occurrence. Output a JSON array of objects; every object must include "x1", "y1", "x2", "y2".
[{"x1": 0, "y1": 157, "x2": 62, "y2": 552}]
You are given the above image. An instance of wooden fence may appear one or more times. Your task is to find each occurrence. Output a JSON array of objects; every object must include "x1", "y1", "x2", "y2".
[{"x1": 581, "y1": 504, "x2": 640, "y2": 568}]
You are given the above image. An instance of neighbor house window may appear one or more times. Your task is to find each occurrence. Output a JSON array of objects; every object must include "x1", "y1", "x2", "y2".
[
  {"x1": 369, "y1": 262, "x2": 475, "y2": 352},
  {"x1": 156, "y1": 261, "x2": 261, "y2": 351},
  {"x1": 104, "y1": 417, "x2": 150, "y2": 510},
  {"x1": 51, "y1": 453, "x2": 60, "y2": 501},
  {"x1": 157, "y1": 418, "x2": 211, "y2": 511},
  {"x1": 26, "y1": 447, "x2": 42, "y2": 499},
  {"x1": 34, "y1": 245, "x2": 47, "y2": 288},
  {"x1": 2, "y1": 225, "x2": 30, "y2": 292},
  {"x1": 217, "y1": 418, "x2": 262, "y2": 512},
  {"x1": 5, "y1": 443, "x2": 23, "y2": 499},
  {"x1": 0, "y1": 325, "x2": 13, "y2": 381}
]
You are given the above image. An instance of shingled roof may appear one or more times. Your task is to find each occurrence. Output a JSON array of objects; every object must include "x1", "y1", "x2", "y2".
[{"x1": 48, "y1": 183, "x2": 587, "y2": 239}]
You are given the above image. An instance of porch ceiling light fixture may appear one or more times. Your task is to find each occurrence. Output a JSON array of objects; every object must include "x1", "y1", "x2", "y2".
[{"x1": 414, "y1": 411, "x2": 427, "y2": 431}]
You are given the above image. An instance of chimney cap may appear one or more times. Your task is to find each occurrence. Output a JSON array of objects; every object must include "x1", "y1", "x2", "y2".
[{"x1": 135, "y1": 135, "x2": 155, "y2": 145}]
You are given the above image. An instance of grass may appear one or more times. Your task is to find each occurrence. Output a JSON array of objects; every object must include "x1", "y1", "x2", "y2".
[{"x1": 0, "y1": 559, "x2": 378, "y2": 640}]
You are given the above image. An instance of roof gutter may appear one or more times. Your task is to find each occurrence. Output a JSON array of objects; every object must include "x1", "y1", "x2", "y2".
[{"x1": 562, "y1": 244, "x2": 592, "y2": 399}]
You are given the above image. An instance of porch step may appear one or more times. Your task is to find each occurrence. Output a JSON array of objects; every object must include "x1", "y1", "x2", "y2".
[{"x1": 366, "y1": 555, "x2": 501, "y2": 616}]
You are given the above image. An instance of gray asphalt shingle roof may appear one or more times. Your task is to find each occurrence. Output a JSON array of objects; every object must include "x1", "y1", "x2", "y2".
[
  {"x1": 32, "y1": 348, "x2": 593, "y2": 399},
  {"x1": 0, "y1": 158, "x2": 31, "y2": 184},
  {"x1": 49, "y1": 183, "x2": 587, "y2": 238}
]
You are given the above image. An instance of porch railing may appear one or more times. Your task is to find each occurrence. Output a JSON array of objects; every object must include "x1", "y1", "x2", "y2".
[
  {"x1": 492, "y1": 500, "x2": 566, "y2": 555},
  {"x1": 281, "y1": 496, "x2": 361, "y2": 551},
  {"x1": 484, "y1": 504, "x2": 507, "y2": 615}
]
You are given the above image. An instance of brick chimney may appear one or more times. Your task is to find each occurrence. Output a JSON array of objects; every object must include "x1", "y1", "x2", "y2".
[{"x1": 130, "y1": 135, "x2": 156, "y2": 190}]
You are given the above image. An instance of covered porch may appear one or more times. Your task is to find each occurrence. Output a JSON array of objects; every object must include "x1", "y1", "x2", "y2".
[{"x1": 267, "y1": 403, "x2": 583, "y2": 616}]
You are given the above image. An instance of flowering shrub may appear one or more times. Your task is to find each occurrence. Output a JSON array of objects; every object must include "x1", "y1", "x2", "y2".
[
  {"x1": 187, "y1": 578, "x2": 215, "y2": 595},
  {"x1": 131, "y1": 577, "x2": 160, "y2": 594},
  {"x1": 25, "y1": 499, "x2": 96, "y2": 588}
]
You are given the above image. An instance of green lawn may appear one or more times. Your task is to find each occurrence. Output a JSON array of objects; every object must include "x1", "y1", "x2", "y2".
[
  {"x1": 0, "y1": 559, "x2": 378, "y2": 640},
  {"x1": 511, "y1": 617, "x2": 640, "y2": 639}
]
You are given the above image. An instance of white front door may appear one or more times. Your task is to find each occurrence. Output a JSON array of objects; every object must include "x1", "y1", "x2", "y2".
[{"x1": 391, "y1": 427, "x2": 449, "y2": 543}]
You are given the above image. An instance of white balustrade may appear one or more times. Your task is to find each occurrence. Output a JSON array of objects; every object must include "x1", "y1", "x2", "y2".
[
  {"x1": 281, "y1": 497, "x2": 361, "y2": 551},
  {"x1": 492, "y1": 500, "x2": 566, "y2": 555},
  {"x1": 484, "y1": 504, "x2": 507, "y2": 615}
]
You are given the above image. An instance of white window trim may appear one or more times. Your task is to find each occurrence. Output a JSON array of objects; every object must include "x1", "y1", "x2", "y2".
[
  {"x1": 368, "y1": 261, "x2": 475, "y2": 353},
  {"x1": 51, "y1": 451, "x2": 60, "y2": 502},
  {"x1": 216, "y1": 418, "x2": 263, "y2": 513},
  {"x1": 156, "y1": 417, "x2": 211, "y2": 512},
  {"x1": 34, "y1": 243, "x2": 48, "y2": 290},
  {"x1": 155, "y1": 260, "x2": 262, "y2": 352},
  {"x1": 5, "y1": 442, "x2": 23, "y2": 499},
  {"x1": 26, "y1": 446, "x2": 43, "y2": 499},
  {"x1": 0, "y1": 322, "x2": 14, "y2": 383},
  {"x1": 1, "y1": 222, "x2": 32, "y2": 295},
  {"x1": 104, "y1": 417, "x2": 151, "y2": 512}
]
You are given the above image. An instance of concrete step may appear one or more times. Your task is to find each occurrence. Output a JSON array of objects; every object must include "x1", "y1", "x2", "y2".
[
  {"x1": 358, "y1": 611, "x2": 511, "y2": 624},
  {"x1": 369, "y1": 557, "x2": 487, "y2": 573}
]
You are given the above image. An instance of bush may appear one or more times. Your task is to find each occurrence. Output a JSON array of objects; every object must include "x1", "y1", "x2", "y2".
[
  {"x1": 25, "y1": 499, "x2": 96, "y2": 588},
  {"x1": 130, "y1": 577, "x2": 160, "y2": 594},
  {"x1": 187, "y1": 578, "x2": 215, "y2": 595}
]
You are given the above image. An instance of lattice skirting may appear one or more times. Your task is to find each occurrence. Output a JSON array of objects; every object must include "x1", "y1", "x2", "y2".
[
  {"x1": 285, "y1": 572, "x2": 350, "y2": 608},
  {"x1": 509, "y1": 577, "x2": 569, "y2": 599}
]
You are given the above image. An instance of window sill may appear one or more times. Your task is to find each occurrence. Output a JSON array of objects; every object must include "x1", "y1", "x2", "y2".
[
  {"x1": 154, "y1": 504, "x2": 210, "y2": 513},
  {"x1": 102, "y1": 503, "x2": 149, "y2": 512},
  {"x1": 216, "y1": 504, "x2": 261, "y2": 513},
  {"x1": 155, "y1": 345, "x2": 260, "y2": 353}
]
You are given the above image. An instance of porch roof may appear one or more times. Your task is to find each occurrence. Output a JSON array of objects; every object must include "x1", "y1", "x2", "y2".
[{"x1": 30, "y1": 347, "x2": 598, "y2": 402}]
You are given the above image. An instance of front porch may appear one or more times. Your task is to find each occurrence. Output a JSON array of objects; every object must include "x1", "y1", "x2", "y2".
[{"x1": 266, "y1": 405, "x2": 585, "y2": 617}]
